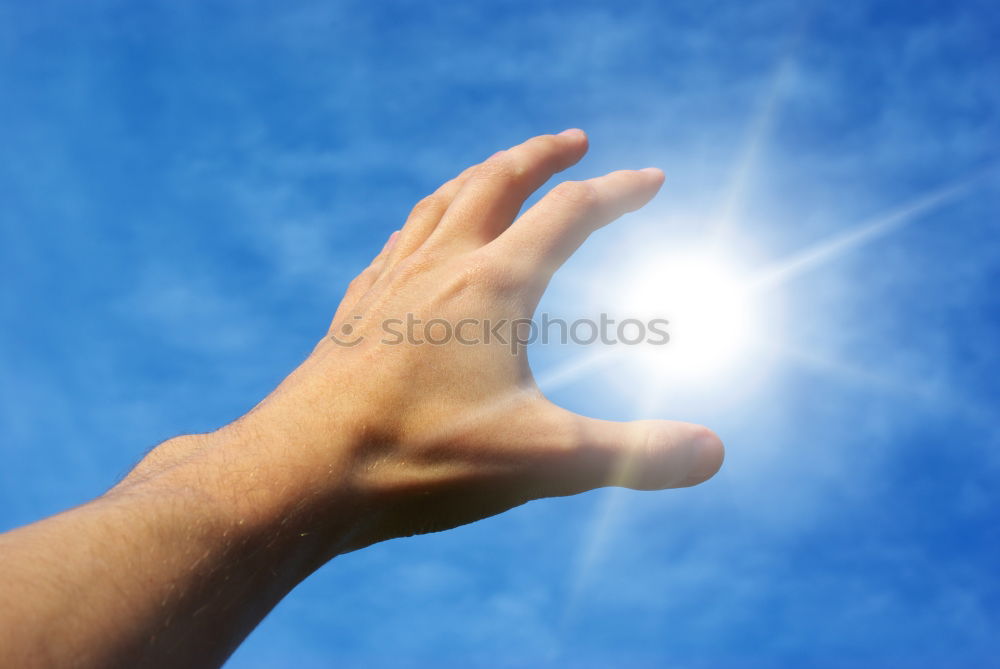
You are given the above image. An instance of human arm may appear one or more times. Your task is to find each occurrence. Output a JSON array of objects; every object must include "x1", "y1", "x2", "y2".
[{"x1": 0, "y1": 129, "x2": 723, "y2": 668}]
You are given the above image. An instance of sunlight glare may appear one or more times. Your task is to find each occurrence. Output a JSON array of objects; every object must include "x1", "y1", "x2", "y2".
[{"x1": 616, "y1": 246, "x2": 757, "y2": 380}]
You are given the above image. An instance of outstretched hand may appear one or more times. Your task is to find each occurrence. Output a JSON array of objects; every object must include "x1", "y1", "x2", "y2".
[{"x1": 187, "y1": 129, "x2": 724, "y2": 547}]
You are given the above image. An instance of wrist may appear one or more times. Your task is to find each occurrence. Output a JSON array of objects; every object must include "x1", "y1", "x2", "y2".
[{"x1": 113, "y1": 419, "x2": 377, "y2": 575}]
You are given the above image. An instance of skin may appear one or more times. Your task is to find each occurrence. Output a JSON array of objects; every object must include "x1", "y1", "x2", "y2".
[{"x1": 0, "y1": 129, "x2": 723, "y2": 668}]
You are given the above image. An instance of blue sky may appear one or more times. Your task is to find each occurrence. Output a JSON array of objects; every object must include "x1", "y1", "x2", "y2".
[{"x1": 1, "y1": 1, "x2": 999, "y2": 667}]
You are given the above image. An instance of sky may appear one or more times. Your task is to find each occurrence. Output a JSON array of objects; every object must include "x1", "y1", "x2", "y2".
[{"x1": 1, "y1": 0, "x2": 999, "y2": 667}]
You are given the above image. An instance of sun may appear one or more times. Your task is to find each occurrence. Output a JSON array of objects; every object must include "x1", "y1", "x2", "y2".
[
  {"x1": 594, "y1": 243, "x2": 760, "y2": 384},
  {"x1": 539, "y1": 228, "x2": 787, "y2": 404},
  {"x1": 631, "y1": 252, "x2": 751, "y2": 374}
]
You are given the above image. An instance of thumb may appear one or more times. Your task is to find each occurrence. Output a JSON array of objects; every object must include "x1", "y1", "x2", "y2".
[{"x1": 545, "y1": 410, "x2": 724, "y2": 494}]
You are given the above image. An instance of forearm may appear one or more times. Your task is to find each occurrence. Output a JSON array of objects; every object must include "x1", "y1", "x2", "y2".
[{"x1": 0, "y1": 427, "x2": 364, "y2": 669}]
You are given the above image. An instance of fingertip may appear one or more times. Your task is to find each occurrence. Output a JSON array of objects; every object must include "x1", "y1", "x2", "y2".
[
  {"x1": 678, "y1": 425, "x2": 725, "y2": 487},
  {"x1": 634, "y1": 421, "x2": 723, "y2": 489},
  {"x1": 620, "y1": 168, "x2": 665, "y2": 213},
  {"x1": 558, "y1": 128, "x2": 587, "y2": 141},
  {"x1": 557, "y1": 128, "x2": 589, "y2": 154},
  {"x1": 639, "y1": 166, "x2": 665, "y2": 185}
]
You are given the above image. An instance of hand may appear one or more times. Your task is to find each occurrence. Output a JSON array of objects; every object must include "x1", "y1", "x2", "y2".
[{"x1": 138, "y1": 129, "x2": 723, "y2": 551}]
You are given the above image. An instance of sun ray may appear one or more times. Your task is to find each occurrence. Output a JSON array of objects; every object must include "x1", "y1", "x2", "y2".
[
  {"x1": 534, "y1": 347, "x2": 623, "y2": 393},
  {"x1": 557, "y1": 367, "x2": 673, "y2": 629},
  {"x1": 710, "y1": 8, "x2": 814, "y2": 242},
  {"x1": 748, "y1": 176, "x2": 981, "y2": 293},
  {"x1": 712, "y1": 55, "x2": 796, "y2": 242}
]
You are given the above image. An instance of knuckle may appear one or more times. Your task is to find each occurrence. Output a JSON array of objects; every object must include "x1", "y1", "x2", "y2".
[
  {"x1": 392, "y1": 247, "x2": 436, "y2": 282},
  {"x1": 436, "y1": 175, "x2": 465, "y2": 199},
  {"x1": 456, "y1": 256, "x2": 501, "y2": 287},
  {"x1": 551, "y1": 180, "x2": 597, "y2": 209},
  {"x1": 438, "y1": 253, "x2": 507, "y2": 295},
  {"x1": 357, "y1": 264, "x2": 380, "y2": 283},
  {"x1": 346, "y1": 272, "x2": 370, "y2": 293},
  {"x1": 472, "y1": 250, "x2": 527, "y2": 291},
  {"x1": 408, "y1": 194, "x2": 443, "y2": 220},
  {"x1": 534, "y1": 133, "x2": 562, "y2": 154},
  {"x1": 476, "y1": 150, "x2": 527, "y2": 182}
]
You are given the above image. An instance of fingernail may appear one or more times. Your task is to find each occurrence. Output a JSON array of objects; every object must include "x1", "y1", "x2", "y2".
[
  {"x1": 639, "y1": 167, "x2": 664, "y2": 178},
  {"x1": 384, "y1": 230, "x2": 400, "y2": 251},
  {"x1": 558, "y1": 128, "x2": 586, "y2": 138}
]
